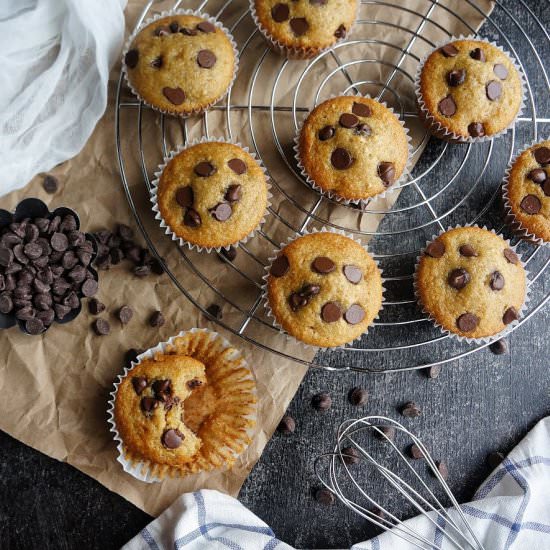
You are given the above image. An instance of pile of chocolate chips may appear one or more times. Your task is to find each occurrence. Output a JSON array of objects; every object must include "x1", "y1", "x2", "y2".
[
  {"x1": 91, "y1": 224, "x2": 164, "y2": 277},
  {"x1": 0, "y1": 214, "x2": 98, "y2": 334}
]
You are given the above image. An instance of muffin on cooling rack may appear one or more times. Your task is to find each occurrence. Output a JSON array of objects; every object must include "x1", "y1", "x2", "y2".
[
  {"x1": 415, "y1": 226, "x2": 527, "y2": 340},
  {"x1": 111, "y1": 329, "x2": 257, "y2": 479},
  {"x1": 152, "y1": 141, "x2": 269, "y2": 251},
  {"x1": 503, "y1": 140, "x2": 550, "y2": 244},
  {"x1": 296, "y1": 96, "x2": 409, "y2": 202},
  {"x1": 123, "y1": 11, "x2": 237, "y2": 116},
  {"x1": 265, "y1": 231, "x2": 384, "y2": 347},
  {"x1": 416, "y1": 38, "x2": 523, "y2": 141},
  {"x1": 251, "y1": 0, "x2": 357, "y2": 58}
]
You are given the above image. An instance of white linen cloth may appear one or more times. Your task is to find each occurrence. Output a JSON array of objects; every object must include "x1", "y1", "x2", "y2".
[
  {"x1": 0, "y1": 0, "x2": 127, "y2": 196},
  {"x1": 123, "y1": 416, "x2": 550, "y2": 549}
]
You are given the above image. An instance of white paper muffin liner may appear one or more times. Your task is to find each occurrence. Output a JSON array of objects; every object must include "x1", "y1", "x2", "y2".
[
  {"x1": 261, "y1": 227, "x2": 386, "y2": 349},
  {"x1": 107, "y1": 328, "x2": 258, "y2": 483},
  {"x1": 121, "y1": 9, "x2": 239, "y2": 118},
  {"x1": 150, "y1": 137, "x2": 272, "y2": 253},
  {"x1": 249, "y1": 0, "x2": 359, "y2": 59},
  {"x1": 413, "y1": 224, "x2": 531, "y2": 344},
  {"x1": 293, "y1": 92, "x2": 413, "y2": 207},
  {"x1": 414, "y1": 35, "x2": 527, "y2": 144},
  {"x1": 502, "y1": 138, "x2": 550, "y2": 247}
]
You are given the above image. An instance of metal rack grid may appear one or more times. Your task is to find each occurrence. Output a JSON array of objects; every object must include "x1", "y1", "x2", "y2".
[{"x1": 116, "y1": 0, "x2": 550, "y2": 373}]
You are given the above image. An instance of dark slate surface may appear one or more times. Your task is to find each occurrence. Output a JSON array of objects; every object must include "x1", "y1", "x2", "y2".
[{"x1": 1, "y1": 1, "x2": 548, "y2": 548}]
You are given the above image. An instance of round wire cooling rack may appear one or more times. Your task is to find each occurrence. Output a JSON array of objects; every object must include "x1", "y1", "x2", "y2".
[{"x1": 116, "y1": 0, "x2": 550, "y2": 374}]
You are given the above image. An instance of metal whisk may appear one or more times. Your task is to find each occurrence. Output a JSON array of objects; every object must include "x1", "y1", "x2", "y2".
[{"x1": 314, "y1": 416, "x2": 485, "y2": 550}]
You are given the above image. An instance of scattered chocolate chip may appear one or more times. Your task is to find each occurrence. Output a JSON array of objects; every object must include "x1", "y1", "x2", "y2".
[
  {"x1": 352, "y1": 102, "x2": 371, "y2": 117},
  {"x1": 341, "y1": 446, "x2": 360, "y2": 465},
  {"x1": 331, "y1": 148, "x2": 353, "y2": 169},
  {"x1": 459, "y1": 244, "x2": 477, "y2": 257},
  {"x1": 149, "y1": 310, "x2": 165, "y2": 327},
  {"x1": 448, "y1": 268, "x2": 470, "y2": 290},
  {"x1": 503, "y1": 248, "x2": 518, "y2": 265},
  {"x1": 225, "y1": 184, "x2": 242, "y2": 203},
  {"x1": 374, "y1": 426, "x2": 395, "y2": 441},
  {"x1": 184, "y1": 209, "x2": 202, "y2": 228},
  {"x1": 343, "y1": 264, "x2": 362, "y2": 284},
  {"x1": 401, "y1": 401, "x2": 421, "y2": 418},
  {"x1": 151, "y1": 56, "x2": 163, "y2": 69},
  {"x1": 431, "y1": 460, "x2": 449, "y2": 480},
  {"x1": 520, "y1": 194, "x2": 541, "y2": 214},
  {"x1": 169, "y1": 21, "x2": 179, "y2": 33},
  {"x1": 493, "y1": 63, "x2": 508, "y2": 80},
  {"x1": 334, "y1": 24, "x2": 346, "y2": 39},
  {"x1": 489, "y1": 338, "x2": 508, "y2": 355},
  {"x1": 290, "y1": 17, "x2": 308, "y2": 36},
  {"x1": 0, "y1": 247, "x2": 13, "y2": 267},
  {"x1": 438, "y1": 95, "x2": 456, "y2": 117},
  {"x1": 377, "y1": 162, "x2": 396, "y2": 186},
  {"x1": 321, "y1": 302, "x2": 342, "y2": 323},
  {"x1": 470, "y1": 47, "x2": 486, "y2": 61},
  {"x1": 206, "y1": 303, "x2": 222, "y2": 320},
  {"x1": 81, "y1": 278, "x2": 98, "y2": 297},
  {"x1": 314, "y1": 487, "x2": 335, "y2": 505},
  {"x1": 349, "y1": 387, "x2": 368, "y2": 406},
  {"x1": 277, "y1": 415, "x2": 295, "y2": 434},
  {"x1": 162, "y1": 428, "x2": 184, "y2": 449},
  {"x1": 92, "y1": 318, "x2": 110, "y2": 335},
  {"x1": 409, "y1": 444, "x2": 424, "y2": 459},
  {"x1": 312, "y1": 256, "x2": 335, "y2": 274},
  {"x1": 489, "y1": 271, "x2": 505, "y2": 291},
  {"x1": 176, "y1": 186, "x2": 194, "y2": 208},
  {"x1": 162, "y1": 87, "x2": 186, "y2": 105},
  {"x1": 220, "y1": 246, "x2": 237, "y2": 262},
  {"x1": 50, "y1": 232, "x2": 68, "y2": 252},
  {"x1": 528, "y1": 168, "x2": 547, "y2": 184},
  {"x1": 456, "y1": 312, "x2": 479, "y2": 332},
  {"x1": 210, "y1": 202, "x2": 232, "y2": 222},
  {"x1": 339, "y1": 113, "x2": 358, "y2": 128},
  {"x1": 447, "y1": 69, "x2": 466, "y2": 87},
  {"x1": 503, "y1": 306, "x2": 518, "y2": 325},
  {"x1": 0, "y1": 294, "x2": 13, "y2": 314},
  {"x1": 23, "y1": 242, "x2": 42, "y2": 260},
  {"x1": 301, "y1": 284, "x2": 321, "y2": 297},
  {"x1": 88, "y1": 298, "x2": 105, "y2": 315},
  {"x1": 344, "y1": 304, "x2": 365, "y2": 325},
  {"x1": 132, "y1": 377, "x2": 148, "y2": 395},
  {"x1": 318, "y1": 125, "x2": 335, "y2": 141},
  {"x1": 194, "y1": 161, "x2": 216, "y2": 177},
  {"x1": 534, "y1": 147, "x2": 550, "y2": 166},
  {"x1": 197, "y1": 21, "x2": 216, "y2": 33},
  {"x1": 25, "y1": 317, "x2": 44, "y2": 335},
  {"x1": 43, "y1": 175, "x2": 59, "y2": 194},
  {"x1": 197, "y1": 49, "x2": 216, "y2": 68},
  {"x1": 312, "y1": 392, "x2": 332, "y2": 411},
  {"x1": 188, "y1": 378, "x2": 203, "y2": 389},
  {"x1": 425, "y1": 365, "x2": 442, "y2": 379},
  {"x1": 180, "y1": 27, "x2": 197, "y2": 36},
  {"x1": 228, "y1": 158, "x2": 247, "y2": 174},
  {"x1": 486, "y1": 80, "x2": 502, "y2": 101},
  {"x1": 271, "y1": 3, "x2": 289, "y2": 22},
  {"x1": 152, "y1": 379, "x2": 171, "y2": 398},
  {"x1": 117, "y1": 305, "x2": 133, "y2": 325},
  {"x1": 125, "y1": 49, "x2": 139, "y2": 69},
  {"x1": 141, "y1": 397, "x2": 159, "y2": 413},
  {"x1": 425, "y1": 241, "x2": 445, "y2": 258},
  {"x1": 289, "y1": 292, "x2": 307, "y2": 312},
  {"x1": 270, "y1": 255, "x2": 289, "y2": 277},
  {"x1": 440, "y1": 44, "x2": 458, "y2": 57},
  {"x1": 487, "y1": 451, "x2": 505, "y2": 469},
  {"x1": 543, "y1": 181, "x2": 550, "y2": 196}
]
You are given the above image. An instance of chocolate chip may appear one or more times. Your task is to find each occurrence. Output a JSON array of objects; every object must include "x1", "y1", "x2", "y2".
[
  {"x1": 225, "y1": 184, "x2": 242, "y2": 203},
  {"x1": 220, "y1": 246, "x2": 237, "y2": 262},
  {"x1": 344, "y1": 304, "x2": 365, "y2": 325},
  {"x1": 503, "y1": 306, "x2": 518, "y2": 325},
  {"x1": 154, "y1": 25, "x2": 171, "y2": 36},
  {"x1": 184, "y1": 208, "x2": 202, "y2": 228},
  {"x1": 270, "y1": 255, "x2": 289, "y2": 277},
  {"x1": 318, "y1": 126, "x2": 335, "y2": 141},
  {"x1": 331, "y1": 148, "x2": 353, "y2": 169},
  {"x1": 456, "y1": 312, "x2": 479, "y2": 332},
  {"x1": 448, "y1": 268, "x2": 470, "y2": 289},
  {"x1": 228, "y1": 158, "x2": 247, "y2": 174},
  {"x1": 149, "y1": 310, "x2": 165, "y2": 327},
  {"x1": 15, "y1": 306, "x2": 34, "y2": 321},
  {"x1": 132, "y1": 377, "x2": 147, "y2": 395},
  {"x1": 125, "y1": 49, "x2": 139, "y2": 69},
  {"x1": 314, "y1": 488, "x2": 335, "y2": 505},
  {"x1": 534, "y1": 147, "x2": 550, "y2": 166},
  {"x1": 489, "y1": 339, "x2": 508, "y2": 355},
  {"x1": 343, "y1": 265, "x2": 362, "y2": 284},
  {"x1": 36, "y1": 309, "x2": 54, "y2": 326},
  {"x1": 312, "y1": 256, "x2": 335, "y2": 274},
  {"x1": 152, "y1": 379, "x2": 171, "y2": 397},
  {"x1": 544, "y1": 181, "x2": 550, "y2": 196},
  {"x1": 503, "y1": 248, "x2": 518, "y2": 265},
  {"x1": 206, "y1": 303, "x2": 222, "y2": 320},
  {"x1": 289, "y1": 292, "x2": 308, "y2": 311},
  {"x1": 341, "y1": 446, "x2": 360, "y2": 465},
  {"x1": 290, "y1": 17, "x2": 308, "y2": 36},
  {"x1": 68, "y1": 264, "x2": 86, "y2": 283},
  {"x1": 176, "y1": 186, "x2": 194, "y2": 208},
  {"x1": 352, "y1": 102, "x2": 371, "y2": 117},
  {"x1": 355, "y1": 123, "x2": 372, "y2": 137},
  {"x1": 63, "y1": 291, "x2": 79, "y2": 310},
  {"x1": 486, "y1": 80, "x2": 502, "y2": 101},
  {"x1": 180, "y1": 27, "x2": 197, "y2": 36},
  {"x1": 425, "y1": 241, "x2": 445, "y2": 258},
  {"x1": 339, "y1": 113, "x2": 358, "y2": 128},
  {"x1": 520, "y1": 194, "x2": 541, "y2": 214},
  {"x1": 401, "y1": 401, "x2": 421, "y2": 418},
  {"x1": 51, "y1": 232, "x2": 68, "y2": 252},
  {"x1": 493, "y1": 63, "x2": 508, "y2": 79},
  {"x1": 349, "y1": 387, "x2": 368, "y2": 406},
  {"x1": 197, "y1": 49, "x2": 216, "y2": 68},
  {"x1": 459, "y1": 244, "x2": 477, "y2": 257},
  {"x1": 0, "y1": 293, "x2": 13, "y2": 314},
  {"x1": 25, "y1": 318, "x2": 44, "y2": 335},
  {"x1": 210, "y1": 202, "x2": 232, "y2": 222},
  {"x1": 321, "y1": 301, "x2": 341, "y2": 322},
  {"x1": 301, "y1": 283, "x2": 321, "y2": 296},
  {"x1": 377, "y1": 162, "x2": 396, "y2": 186},
  {"x1": 440, "y1": 44, "x2": 458, "y2": 57},
  {"x1": 43, "y1": 175, "x2": 59, "y2": 194},
  {"x1": 0, "y1": 247, "x2": 13, "y2": 267},
  {"x1": 374, "y1": 426, "x2": 395, "y2": 441},
  {"x1": 278, "y1": 415, "x2": 295, "y2": 434},
  {"x1": 528, "y1": 168, "x2": 547, "y2": 184},
  {"x1": 141, "y1": 397, "x2": 159, "y2": 413},
  {"x1": 438, "y1": 95, "x2": 456, "y2": 116},
  {"x1": 194, "y1": 161, "x2": 216, "y2": 177},
  {"x1": 23, "y1": 242, "x2": 42, "y2": 260},
  {"x1": 117, "y1": 305, "x2": 133, "y2": 325},
  {"x1": 110, "y1": 248, "x2": 124, "y2": 265},
  {"x1": 447, "y1": 69, "x2": 466, "y2": 87},
  {"x1": 431, "y1": 460, "x2": 449, "y2": 480},
  {"x1": 169, "y1": 21, "x2": 179, "y2": 33},
  {"x1": 425, "y1": 365, "x2": 442, "y2": 379},
  {"x1": 311, "y1": 392, "x2": 332, "y2": 411},
  {"x1": 489, "y1": 271, "x2": 505, "y2": 291},
  {"x1": 151, "y1": 56, "x2": 163, "y2": 69},
  {"x1": 188, "y1": 379, "x2": 203, "y2": 389},
  {"x1": 162, "y1": 87, "x2": 186, "y2": 105},
  {"x1": 92, "y1": 318, "x2": 110, "y2": 335},
  {"x1": 81, "y1": 278, "x2": 98, "y2": 297},
  {"x1": 334, "y1": 24, "x2": 346, "y2": 39},
  {"x1": 271, "y1": 3, "x2": 289, "y2": 22},
  {"x1": 197, "y1": 21, "x2": 216, "y2": 33},
  {"x1": 487, "y1": 451, "x2": 505, "y2": 469},
  {"x1": 125, "y1": 348, "x2": 144, "y2": 369},
  {"x1": 88, "y1": 298, "x2": 105, "y2": 315},
  {"x1": 409, "y1": 444, "x2": 424, "y2": 460},
  {"x1": 470, "y1": 47, "x2": 486, "y2": 61}
]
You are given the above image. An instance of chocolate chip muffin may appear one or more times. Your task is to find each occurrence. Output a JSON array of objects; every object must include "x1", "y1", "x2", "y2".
[
  {"x1": 266, "y1": 231, "x2": 383, "y2": 347},
  {"x1": 297, "y1": 96, "x2": 409, "y2": 202},
  {"x1": 503, "y1": 141, "x2": 550, "y2": 244},
  {"x1": 416, "y1": 227, "x2": 527, "y2": 339},
  {"x1": 124, "y1": 12, "x2": 237, "y2": 116},
  {"x1": 251, "y1": 0, "x2": 357, "y2": 57},
  {"x1": 153, "y1": 141, "x2": 269, "y2": 250},
  {"x1": 417, "y1": 39, "x2": 523, "y2": 141}
]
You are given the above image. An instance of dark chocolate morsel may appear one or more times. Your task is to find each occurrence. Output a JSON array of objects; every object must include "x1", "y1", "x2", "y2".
[
  {"x1": 318, "y1": 126, "x2": 335, "y2": 141},
  {"x1": 270, "y1": 255, "x2": 289, "y2": 277},
  {"x1": 197, "y1": 49, "x2": 216, "y2": 68},
  {"x1": 440, "y1": 44, "x2": 458, "y2": 57},
  {"x1": 502, "y1": 306, "x2": 518, "y2": 325},
  {"x1": 448, "y1": 268, "x2": 470, "y2": 289},
  {"x1": 125, "y1": 49, "x2": 139, "y2": 69},
  {"x1": 352, "y1": 102, "x2": 371, "y2": 117},
  {"x1": 459, "y1": 244, "x2": 477, "y2": 257},
  {"x1": 438, "y1": 95, "x2": 456, "y2": 117},
  {"x1": 162, "y1": 87, "x2": 186, "y2": 105},
  {"x1": 456, "y1": 312, "x2": 479, "y2": 332},
  {"x1": 339, "y1": 113, "x2": 358, "y2": 128},
  {"x1": 289, "y1": 17, "x2": 309, "y2": 36},
  {"x1": 520, "y1": 194, "x2": 541, "y2": 214},
  {"x1": 271, "y1": 3, "x2": 289, "y2": 22},
  {"x1": 312, "y1": 256, "x2": 335, "y2": 274},
  {"x1": 468, "y1": 122, "x2": 485, "y2": 137},
  {"x1": 470, "y1": 47, "x2": 486, "y2": 61},
  {"x1": 228, "y1": 158, "x2": 247, "y2": 174},
  {"x1": 194, "y1": 161, "x2": 216, "y2": 177},
  {"x1": 447, "y1": 69, "x2": 466, "y2": 87},
  {"x1": 489, "y1": 271, "x2": 505, "y2": 291},
  {"x1": 425, "y1": 241, "x2": 445, "y2": 258},
  {"x1": 321, "y1": 301, "x2": 342, "y2": 323},
  {"x1": 330, "y1": 148, "x2": 353, "y2": 170},
  {"x1": 377, "y1": 162, "x2": 395, "y2": 186},
  {"x1": 175, "y1": 186, "x2": 194, "y2": 208}
]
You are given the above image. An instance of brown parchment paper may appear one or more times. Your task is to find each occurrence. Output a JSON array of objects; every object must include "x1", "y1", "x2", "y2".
[{"x1": 0, "y1": 0, "x2": 492, "y2": 517}]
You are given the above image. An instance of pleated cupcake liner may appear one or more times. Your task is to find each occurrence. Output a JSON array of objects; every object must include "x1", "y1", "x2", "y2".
[
  {"x1": 413, "y1": 224, "x2": 531, "y2": 345},
  {"x1": 414, "y1": 35, "x2": 527, "y2": 144},
  {"x1": 293, "y1": 92, "x2": 413, "y2": 207},
  {"x1": 121, "y1": 9, "x2": 239, "y2": 118},
  {"x1": 502, "y1": 138, "x2": 550, "y2": 247},
  {"x1": 107, "y1": 328, "x2": 258, "y2": 483},
  {"x1": 261, "y1": 227, "x2": 386, "y2": 350},
  {"x1": 249, "y1": 0, "x2": 359, "y2": 60},
  {"x1": 150, "y1": 136, "x2": 272, "y2": 253}
]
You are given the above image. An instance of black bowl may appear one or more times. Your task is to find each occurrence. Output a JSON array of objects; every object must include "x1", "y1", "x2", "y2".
[{"x1": 0, "y1": 198, "x2": 98, "y2": 335}]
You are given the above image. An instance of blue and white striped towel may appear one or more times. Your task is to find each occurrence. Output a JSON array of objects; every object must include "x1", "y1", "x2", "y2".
[{"x1": 123, "y1": 416, "x2": 550, "y2": 550}]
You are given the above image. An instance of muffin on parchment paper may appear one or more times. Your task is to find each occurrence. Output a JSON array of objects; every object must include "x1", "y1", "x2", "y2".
[
  {"x1": 265, "y1": 231, "x2": 384, "y2": 348},
  {"x1": 415, "y1": 226, "x2": 527, "y2": 341},
  {"x1": 296, "y1": 96, "x2": 409, "y2": 203},
  {"x1": 416, "y1": 38, "x2": 523, "y2": 141},
  {"x1": 123, "y1": 11, "x2": 237, "y2": 116}
]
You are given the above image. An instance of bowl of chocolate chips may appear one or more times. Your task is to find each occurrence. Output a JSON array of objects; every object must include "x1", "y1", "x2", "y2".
[{"x1": 0, "y1": 198, "x2": 99, "y2": 335}]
